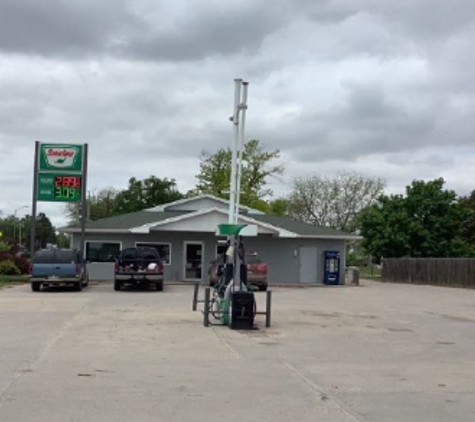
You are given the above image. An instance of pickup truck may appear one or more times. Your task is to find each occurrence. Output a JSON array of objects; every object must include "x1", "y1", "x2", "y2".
[
  {"x1": 30, "y1": 248, "x2": 88, "y2": 292},
  {"x1": 114, "y1": 247, "x2": 164, "y2": 291}
]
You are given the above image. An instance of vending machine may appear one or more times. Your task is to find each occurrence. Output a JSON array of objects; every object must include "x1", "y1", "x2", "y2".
[{"x1": 323, "y1": 250, "x2": 341, "y2": 285}]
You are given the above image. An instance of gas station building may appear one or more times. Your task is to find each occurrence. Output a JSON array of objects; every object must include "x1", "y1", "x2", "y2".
[{"x1": 60, "y1": 195, "x2": 359, "y2": 285}]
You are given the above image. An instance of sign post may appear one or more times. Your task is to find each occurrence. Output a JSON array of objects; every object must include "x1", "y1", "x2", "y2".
[{"x1": 31, "y1": 142, "x2": 88, "y2": 258}]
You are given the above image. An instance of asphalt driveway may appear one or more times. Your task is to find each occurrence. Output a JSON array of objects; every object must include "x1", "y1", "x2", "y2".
[{"x1": 0, "y1": 281, "x2": 474, "y2": 422}]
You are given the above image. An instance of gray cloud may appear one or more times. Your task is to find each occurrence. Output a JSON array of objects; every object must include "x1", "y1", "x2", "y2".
[{"x1": 0, "y1": 0, "x2": 474, "y2": 226}]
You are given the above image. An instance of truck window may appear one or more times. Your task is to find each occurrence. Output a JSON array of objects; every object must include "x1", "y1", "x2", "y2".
[
  {"x1": 121, "y1": 249, "x2": 138, "y2": 260},
  {"x1": 138, "y1": 248, "x2": 159, "y2": 260},
  {"x1": 33, "y1": 250, "x2": 55, "y2": 263},
  {"x1": 55, "y1": 250, "x2": 76, "y2": 263}
]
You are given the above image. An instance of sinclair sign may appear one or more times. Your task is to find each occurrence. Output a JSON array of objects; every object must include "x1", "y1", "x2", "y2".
[{"x1": 39, "y1": 144, "x2": 84, "y2": 172}]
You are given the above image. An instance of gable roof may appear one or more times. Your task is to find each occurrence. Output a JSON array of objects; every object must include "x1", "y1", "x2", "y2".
[
  {"x1": 59, "y1": 194, "x2": 359, "y2": 239},
  {"x1": 129, "y1": 207, "x2": 295, "y2": 237},
  {"x1": 60, "y1": 208, "x2": 359, "y2": 239},
  {"x1": 146, "y1": 194, "x2": 265, "y2": 215}
]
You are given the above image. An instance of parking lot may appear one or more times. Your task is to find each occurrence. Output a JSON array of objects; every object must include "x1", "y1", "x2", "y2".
[{"x1": 0, "y1": 281, "x2": 474, "y2": 422}]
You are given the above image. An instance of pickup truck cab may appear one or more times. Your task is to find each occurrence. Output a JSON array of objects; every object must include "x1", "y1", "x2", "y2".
[
  {"x1": 114, "y1": 247, "x2": 164, "y2": 291},
  {"x1": 30, "y1": 248, "x2": 88, "y2": 292}
]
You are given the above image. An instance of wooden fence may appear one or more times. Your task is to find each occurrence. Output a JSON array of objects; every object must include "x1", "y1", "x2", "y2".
[{"x1": 382, "y1": 258, "x2": 475, "y2": 288}]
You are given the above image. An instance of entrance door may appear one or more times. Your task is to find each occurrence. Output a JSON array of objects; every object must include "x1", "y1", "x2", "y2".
[
  {"x1": 184, "y1": 242, "x2": 204, "y2": 281},
  {"x1": 299, "y1": 247, "x2": 319, "y2": 284}
]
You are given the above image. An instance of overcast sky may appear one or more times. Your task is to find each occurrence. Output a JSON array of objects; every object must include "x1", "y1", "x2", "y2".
[{"x1": 0, "y1": 0, "x2": 474, "y2": 227}]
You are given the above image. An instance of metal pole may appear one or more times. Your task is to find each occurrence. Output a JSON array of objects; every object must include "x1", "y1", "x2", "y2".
[
  {"x1": 80, "y1": 143, "x2": 88, "y2": 268},
  {"x1": 265, "y1": 290, "x2": 272, "y2": 328},
  {"x1": 229, "y1": 79, "x2": 242, "y2": 224},
  {"x1": 204, "y1": 287, "x2": 210, "y2": 327},
  {"x1": 30, "y1": 141, "x2": 39, "y2": 254},
  {"x1": 234, "y1": 81, "x2": 248, "y2": 224},
  {"x1": 192, "y1": 282, "x2": 199, "y2": 311}
]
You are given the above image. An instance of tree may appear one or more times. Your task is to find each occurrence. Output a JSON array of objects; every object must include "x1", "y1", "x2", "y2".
[
  {"x1": 288, "y1": 171, "x2": 386, "y2": 232},
  {"x1": 460, "y1": 190, "x2": 475, "y2": 246},
  {"x1": 267, "y1": 198, "x2": 290, "y2": 217},
  {"x1": 113, "y1": 176, "x2": 184, "y2": 215},
  {"x1": 360, "y1": 178, "x2": 474, "y2": 261},
  {"x1": 35, "y1": 213, "x2": 56, "y2": 249},
  {"x1": 65, "y1": 187, "x2": 119, "y2": 224},
  {"x1": 195, "y1": 139, "x2": 284, "y2": 208}
]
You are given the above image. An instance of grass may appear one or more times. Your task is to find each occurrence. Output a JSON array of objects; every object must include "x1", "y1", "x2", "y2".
[
  {"x1": 357, "y1": 265, "x2": 382, "y2": 280},
  {"x1": 0, "y1": 275, "x2": 30, "y2": 290}
]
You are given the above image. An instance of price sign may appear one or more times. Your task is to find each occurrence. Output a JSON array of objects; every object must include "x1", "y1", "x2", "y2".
[{"x1": 37, "y1": 173, "x2": 82, "y2": 202}]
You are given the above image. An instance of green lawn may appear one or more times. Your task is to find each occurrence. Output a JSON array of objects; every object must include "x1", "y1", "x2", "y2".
[
  {"x1": 0, "y1": 275, "x2": 30, "y2": 290},
  {"x1": 357, "y1": 265, "x2": 382, "y2": 280}
]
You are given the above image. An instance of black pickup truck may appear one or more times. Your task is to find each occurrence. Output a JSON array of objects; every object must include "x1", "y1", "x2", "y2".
[{"x1": 114, "y1": 247, "x2": 164, "y2": 291}]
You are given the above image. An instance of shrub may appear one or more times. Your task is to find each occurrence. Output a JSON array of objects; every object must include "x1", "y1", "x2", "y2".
[
  {"x1": 14, "y1": 256, "x2": 30, "y2": 274},
  {"x1": 0, "y1": 260, "x2": 20, "y2": 275},
  {"x1": 0, "y1": 242, "x2": 11, "y2": 253}
]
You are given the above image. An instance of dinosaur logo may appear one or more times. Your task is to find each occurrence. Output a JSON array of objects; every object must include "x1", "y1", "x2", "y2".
[{"x1": 40, "y1": 145, "x2": 81, "y2": 170}]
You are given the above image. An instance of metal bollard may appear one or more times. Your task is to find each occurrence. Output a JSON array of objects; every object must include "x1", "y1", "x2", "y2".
[
  {"x1": 265, "y1": 290, "x2": 272, "y2": 328},
  {"x1": 192, "y1": 283, "x2": 199, "y2": 311},
  {"x1": 203, "y1": 287, "x2": 210, "y2": 327}
]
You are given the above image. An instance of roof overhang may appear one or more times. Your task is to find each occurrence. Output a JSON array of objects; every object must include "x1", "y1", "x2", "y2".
[
  {"x1": 130, "y1": 207, "x2": 287, "y2": 236},
  {"x1": 58, "y1": 228, "x2": 130, "y2": 234},
  {"x1": 297, "y1": 234, "x2": 363, "y2": 241}
]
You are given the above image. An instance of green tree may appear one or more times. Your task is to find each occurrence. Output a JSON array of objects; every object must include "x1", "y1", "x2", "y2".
[
  {"x1": 195, "y1": 139, "x2": 284, "y2": 208},
  {"x1": 360, "y1": 178, "x2": 474, "y2": 261},
  {"x1": 459, "y1": 190, "x2": 475, "y2": 246},
  {"x1": 113, "y1": 176, "x2": 184, "y2": 215},
  {"x1": 35, "y1": 213, "x2": 56, "y2": 249},
  {"x1": 288, "y1": 171, "x2": 386, "y2": 232},
  {"x1": 65, "y1": 187, "x2": 119, "y2": 224}
]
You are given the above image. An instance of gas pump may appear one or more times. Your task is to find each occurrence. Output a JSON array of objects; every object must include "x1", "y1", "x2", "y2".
[
  {"x1": 323, "y1": 251, "x2": 341, "y2": 285},
  {"x1": 217, "y1": 224, "x2": 255, "y2": 329}
]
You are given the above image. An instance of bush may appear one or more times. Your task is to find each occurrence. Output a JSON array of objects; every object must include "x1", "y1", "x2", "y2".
[
  {"x1": 14, "y1": 256, "x2": 30, "y2": 274},
  {"x1": 0, "y1": 242, "x2": 12, "y2": 253},
  {"x1": 0, "y1": 260, "x2": 20, "y2": 275}
]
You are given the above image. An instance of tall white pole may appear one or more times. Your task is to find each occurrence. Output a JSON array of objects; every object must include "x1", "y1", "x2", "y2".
[
  {"x1": 234, "y1": 81, "x2": 248, "y2": 224},
  {"x1": 229, "y1": 79, "x2": 242, "y2": 224}
]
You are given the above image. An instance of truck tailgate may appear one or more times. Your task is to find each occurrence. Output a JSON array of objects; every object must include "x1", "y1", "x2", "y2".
[
  {"x1": 32, "y1": 264, "x2": 55, "y2": 278},
  {"x1": 54, "y1": 263, "x2": 78, "y2": 278}
]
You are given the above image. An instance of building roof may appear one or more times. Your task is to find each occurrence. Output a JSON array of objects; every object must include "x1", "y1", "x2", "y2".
[
  {"x1": 59, "y1": 195, "x2": 359, "y2": 239},
  {"x1": 251, "y1": 215, "x2": 351, "y2": 237}
]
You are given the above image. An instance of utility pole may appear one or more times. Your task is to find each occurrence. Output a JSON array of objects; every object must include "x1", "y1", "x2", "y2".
[{"x1": 14, "y1": 205, "x2": 28, "y2": 245}]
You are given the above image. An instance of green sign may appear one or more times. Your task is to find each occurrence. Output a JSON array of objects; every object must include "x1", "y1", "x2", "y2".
[
  {"x1": 37, "y1": 172, "x2": 82, "y2": 202},
  {"x1": 39, "y1": 143, "x2": 84, "y2": 172}
]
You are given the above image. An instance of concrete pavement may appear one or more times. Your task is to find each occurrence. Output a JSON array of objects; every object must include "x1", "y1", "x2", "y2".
[{"x1": 0, "y1": 281, "x2": 474, "y2": 421}]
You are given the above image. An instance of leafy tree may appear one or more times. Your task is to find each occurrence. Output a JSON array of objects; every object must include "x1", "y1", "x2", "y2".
[
  {"x1": 266, "y1": 198, "x2": 290, "y2": 217},
  {"x1": 65, "y1": 187, "x2": 119, "y2": 224},
  {"x1": 360, "y1": 178, "x2": 474, "y2": 261},
  {"x1": 459, "y1": 190, "x2": 475, "y2": 246},
  {"x1": 35, "y1": 213, "x2": 56, "y2": 249},
  {"x1": 113, "y1": 176, "x2": 184, "y2": 215},
  {"x1": 288, "y1": 171, "x2": 386, "y2": 232},
  {"x1": 195, "y1": 139, "x2": 284, "y2": 207}
]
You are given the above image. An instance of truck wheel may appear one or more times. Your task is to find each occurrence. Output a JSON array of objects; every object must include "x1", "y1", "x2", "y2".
[
  {"x1": 74, "y1": 281, "x2": 83, "y2": 292},
  {"x1": 114, "y1": 279, "x2": 122, "y2": 292},
  {"x1": 156, "y1": 282, "x2": 163, "y2": 292},
  {"x1": 31, "y1": 282, "x2": 41, "y2": 292},
  {"x1": 259, "y1": 284, "x2": 268, "y2": 292}
]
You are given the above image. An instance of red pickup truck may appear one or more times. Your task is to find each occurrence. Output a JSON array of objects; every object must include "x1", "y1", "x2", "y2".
[{"x1": 208, "y1": 251, "x2": 268, "y2": 291}]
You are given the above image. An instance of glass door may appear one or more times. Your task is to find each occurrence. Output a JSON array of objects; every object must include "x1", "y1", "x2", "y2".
[{"x1": 183, "y1": 242, "x2": 204, "y2": 281}]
